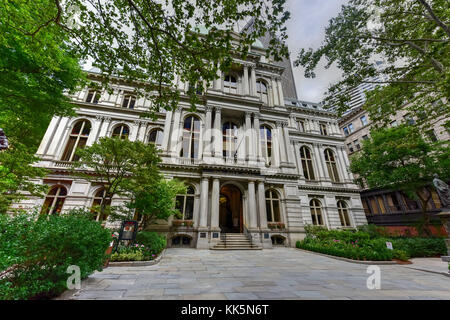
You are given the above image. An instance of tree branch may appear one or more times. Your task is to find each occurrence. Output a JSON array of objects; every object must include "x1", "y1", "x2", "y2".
[{"x1": 417, "y1": 0, "x2": 450, "y2": 38}]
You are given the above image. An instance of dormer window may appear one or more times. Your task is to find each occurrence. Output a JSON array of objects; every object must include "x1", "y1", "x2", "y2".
[
  {"x1": 86, "y1": 90, "x2": 100, "y2": 103},
  {"x1": 122, "y1": 94, "x2": 136, "y2": 109}
]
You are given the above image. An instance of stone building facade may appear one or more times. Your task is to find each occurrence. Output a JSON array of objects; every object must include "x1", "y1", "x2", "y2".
[{"x1": 17, "y1": 42, "x2": 367, "y2": 249}]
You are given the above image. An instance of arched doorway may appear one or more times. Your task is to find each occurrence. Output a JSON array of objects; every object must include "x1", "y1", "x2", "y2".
[{"x1": 219, "y1": 184, "x2": 243, "y2": 233}]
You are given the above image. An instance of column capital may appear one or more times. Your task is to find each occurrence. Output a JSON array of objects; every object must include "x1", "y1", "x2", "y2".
[{"x1": 205, "y1": 106, "x2": 213, "y2": 112}]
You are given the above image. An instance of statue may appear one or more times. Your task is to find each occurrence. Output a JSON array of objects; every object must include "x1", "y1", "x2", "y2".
[
  {"x1": 0, "y1": 128, "x2": 8, "y2": 151},
  {"x1": 433, "y1": 174, "x2": 450, "y2": 209}
]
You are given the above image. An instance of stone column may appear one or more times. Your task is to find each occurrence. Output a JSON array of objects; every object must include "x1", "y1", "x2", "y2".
[
  {"x1": 162, "y1": 110, "x2": 173, "y2": 151},
  {"x1": 213, "y1": 67, "x2": 222, "y2": 91},
  {"x1": 271, "y1": 77, "x2": 279, "y2": 106},
  {"x1": 49, "y1": 117, "x2": 70, "y2": 159},
  {"x1": 129, "y1": 120, "x2": 140, "y2": 141},
  {"x1": 137, "y1": 121, "x2": 147, "y2": 142},
  {"x1": 248, "y1": 181, "x2": 258, "y2": 230},
  {"x1": 243, "y1": 65, "x2": 249, "y2": 95},
  {"x1": 213, "y1": 107, "x2": 222, "y2": 159},
  {"x1": 97, "y1": 116, "x2": 111, "y2": 139},
  {"x1": 86, "y1": 116, "x2": 102, "y2": 146},
  {"x1": 277, "y1": 121, "x2": 288, "y2": 165},
  {"x1": 253, "y1": 113, "x2": 262, "y2": 162},
  {"x1": 170, "y1": 107, "x2": 182, "y2": 157},
  {"x1": 336, "y1": 147, "x2": 350, "y2": 182},
  {"x1": 250, "y1": 66, "x2": 257, "y2": 96},
  {"x1": 313, "y1": 143, "x2": 326, "y2": 180},
  {"x1": 37, "y1": 116, "x2": 61, "y2": 157},
  {"x1": 203, "y1": 106, "x2": 213, "y2": 158},
  {"x1": 268, "y1": 81, "x2": 274, "y2": 107},
  {"x1": 283, "y1": 121, "x2": 295, "y2": 165},
  {"x1": 257, "y1": 181, "x2": 268, "y2": 230},
  {"x1": 245, "y1": 112, "x2": 255, "y2": 162},
  {"x1": 277, "y1": 77, "x2": 284, "y2": 106},
  {"x1": 199, "y1": 177, "x2": 209, "y2": 227},
  {"x1": 211, "y1": 178, "x2": 220, "y2": 230}
]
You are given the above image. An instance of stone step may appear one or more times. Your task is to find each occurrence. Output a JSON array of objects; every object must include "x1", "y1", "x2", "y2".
[{"x1": 211, "y1": 233, "x2": 261, "y2": 250}]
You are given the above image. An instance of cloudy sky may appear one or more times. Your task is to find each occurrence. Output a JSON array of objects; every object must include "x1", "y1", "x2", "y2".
[{"x1": 285, "y1": 0, "x2": 348, "y2": 102}]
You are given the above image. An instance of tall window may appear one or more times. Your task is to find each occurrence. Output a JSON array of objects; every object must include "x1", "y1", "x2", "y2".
[
  {"x1": 148, "y1": 129, "x2": 163, "y2": 147},
  {"x1": 41, "y1": 186, "x2": 67, "y2": 215},
  {"x1": 224, "y1": 74, "x2": 237, "y2": 94},
  {"x1": 300, "y1": 146, "x2": 315, "y2": 180},
  {"x1": 337, "y1": 200, "x2": 351, "y2": 227},
  {"x1": 86, "y1": 90, "x2": 100, "y2": 103},
  {"x1": 260, "y1": 126, "x2": 272, "y2": 165},
  {"x1": 310, "y1": 199, "x2": 323, "y2": 226},
  {"x1": 91, "y1": 188, "x2": 111, "y2": 222},
  {"x1": 180, "y1": 116, "x2": 200, "y2": 159},
  {"x1": 122, "y1": 94, "x2": 136, "y2": 109},
  {"x1": 324, "y1": 149, "x2": 340, "y2": 182},
  {"x1": 319, "y1": 123, "x2": 328, "y2": 136},
  {"x1": 360, "y1": 115, "x2": 368, "y2": 126},
  {"x1": 222, "y1": 122, "x2": 238, "y2": 158},
  {"x1": 61, "y1": 120, "x2": 91, "y2": 162},
  {"x1": 265, "y1": 189, "x2": 281, "y2": 222},
  {"x1": 112, "y1": 124, "x2": 130, "y2": 139},
  {"x1": 175, "y1": 186, "x2": 195, "y2": 220},
  {"x1": 256, "y1": 80, "x2": 268, "y2": 104},
  {"x1": 298, "y1": 120, "x2": 305, "y2": 132}
]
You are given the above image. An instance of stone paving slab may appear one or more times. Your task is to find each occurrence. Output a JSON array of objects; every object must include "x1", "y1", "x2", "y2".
[{"x1": 57, "y1": 248, "x2": 450, "y2": 300}]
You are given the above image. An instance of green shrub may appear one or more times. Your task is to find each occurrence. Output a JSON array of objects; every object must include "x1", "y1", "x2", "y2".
[
  {"x1": 391, "y1": 238, "x2": 446, "y2": 257},
  {"x1": 135, "y1": 231, "x2": 166, "y2": 255},
  {"x1": 0, "y1": 210, "x2": 111, "y2": 300},
  {"x1": 392, "y1": 249, "x2": 410, "y2": 261},
  {"x1": 110, "y1": 243, "x2": 157, "y2": 261}
]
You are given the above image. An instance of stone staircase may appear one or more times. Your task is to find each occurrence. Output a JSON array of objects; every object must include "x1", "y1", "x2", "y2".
[{"x1": 211, "y1": 233, "x2": 262, "y2": 250}]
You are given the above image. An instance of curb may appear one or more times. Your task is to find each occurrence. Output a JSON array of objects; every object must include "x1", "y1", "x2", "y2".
[
  {"x1": 402, "y1": 266, "x2": 450, "y2": 278},
  {"x1": 107, "y1": 249, "x2": 166, "y2": 267},
  {"x1": 296, "y1": 248, "x2": 398, "y2": 265}
]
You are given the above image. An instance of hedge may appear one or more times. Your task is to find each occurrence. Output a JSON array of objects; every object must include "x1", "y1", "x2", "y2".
[{"x1": 0, "y1": 211, "x2": 111, "y2": 300}]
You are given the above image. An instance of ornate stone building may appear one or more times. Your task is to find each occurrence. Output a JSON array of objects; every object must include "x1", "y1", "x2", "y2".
[{"x1": 17, "y1": 39, "x2": 367, "y2": 249}]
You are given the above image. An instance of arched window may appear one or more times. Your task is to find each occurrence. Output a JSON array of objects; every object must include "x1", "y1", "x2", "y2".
[
  {"x1": 300, "y1": 146, "x2": 315, "y2": 180},
  {"x1": 310, "y1": 199, "x2": 323, "y2": 226},
  {"x1": 324, "y1": 149, "x2": 340, "y2": 182},
  {"x1": 224, "y1": 74, "x2": 237, "y2": 94},
  {"x1": 175, "y1": 186, "x2": 195, "y2": 220},
  {"x1": 260, "y1": 126, "x2": 272, "y2": 165},
  {"x1": 122, "y1": 94, "x2": 136, "y2": 109},
  {"x1": 61, "y1": 120, "x2": 91, "y2": 162},
  {"x1": 91, "y1": 188, "x2": 111, "y2": 222},
  {"x1": 112, "y1": 124, "x2": 130, "y2": 139},
  {"x1": 222, "y1": 122, "x2": 238, "y2": 158},
  {"x1": 41, "y1": 186, "x2": 67, "y2": 215},
  {"x1": 148, "y1": 129, "x2": 163, "y2": 147},
  {"x1": 86, "y1": 89, "x2": 100, "y2": 103},
  {"x1": 256, "y1": 80, "x2": 268, "y2": 104},
  {"x1": 180, "y1": 116, "x2": 200, "y2": 159},
  {"x1": 266, "y1": 189, "x2": 281, "y2": 222},
  {"x1": 337, "y1": 200, "x2": 351, "y2": 227}
]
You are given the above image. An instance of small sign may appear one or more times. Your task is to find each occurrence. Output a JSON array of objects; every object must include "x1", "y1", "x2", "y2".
[
  {"x1": 213, "y1": 232, "x2": 219, "y2": 238},
  {"x1": 386, "y1": 242, "x2": 393, "y2": 250},
  {"x1": 119, "y1": 220, "x2": 138, "y2": 241}
]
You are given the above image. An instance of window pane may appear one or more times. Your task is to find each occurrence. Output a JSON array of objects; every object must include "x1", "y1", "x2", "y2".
[{"x1": 184, "y1": 197, "x2": 194, "y2": 220}]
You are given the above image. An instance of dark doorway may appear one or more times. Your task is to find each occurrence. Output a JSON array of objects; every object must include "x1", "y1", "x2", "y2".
[{"x1": 219, "y1": 184, "x2": 243, "y2": 233}]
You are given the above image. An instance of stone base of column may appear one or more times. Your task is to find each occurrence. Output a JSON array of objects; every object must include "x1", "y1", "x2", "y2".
[
  {"x1": 209, "y1": 228, "x2": 221, "y2": 247},
  {"x1": 260, "y1": 229, "x2": 273, "y2": 249},
  {"x1": 196, "y1": 228, "x2": 210, "y2": 249}
]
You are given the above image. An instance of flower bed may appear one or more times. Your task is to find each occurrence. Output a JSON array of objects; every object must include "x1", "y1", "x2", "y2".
[
  {"x1": 296, "y1": 225, "x2": 446, "y2": 262},
  {"x1": 110, "y1": 231, "x2": 166, "y2": 262}
]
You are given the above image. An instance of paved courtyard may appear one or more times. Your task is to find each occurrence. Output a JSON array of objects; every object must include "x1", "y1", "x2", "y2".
[{"x1": 58, "y1": 248, "x2": 450, "y2": 300}]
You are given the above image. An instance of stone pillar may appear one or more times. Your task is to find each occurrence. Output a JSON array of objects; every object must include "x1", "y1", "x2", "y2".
[
  {"x1": 49, "y1": 117, "x2": 70, "y2": 159},
  {"x1": 336, "y1": 146, "x2": 351, "y2": 182},
  {"x1": 277, "y1": 121, "x2": 288, "y2": 165},
  {"x1": 283, "y1": 122, "x2": 295, "y2": 165},
  {"x1": 211, "y1": 178, "x2": 220, "y2": 230},
  {"x1": 248, "y1": 181, "x2": 258, "y2": 230},
  {"x1": 213, "y1": 67, "x2": 222, "y2": 91},
  {"x1": 97, "y1": 116, "x2": 111, "y2": 139},
  {"x1": 203, "y1": 106, "x2": 213, "y2": 158},
  {"x1": 37, "y1": 116, "x2": 61, "y2": 157},
  {"x1": 243, "y1": 65, "x2": 249, "y2": 95},
  {"x1": 245, "y1": 112, "x2": 255, "y2": 162},
  {"x1": 213, "y1": 107, "x2": 222, "y2": 160},
  {"x1": 257, "y1": 181, "x2": 268, "y2": 230},
  {"x1": 313, "y1": 143, "x2": 326, "y2": 180},
  {"x1": 250, "y1": 66, "x2": 257, "y2": 96},
  {"x1": 271, "y1": 77, "x2": 279, "y2": 106},
  {"x1": 277, "y1": 77, "x2": 284, "y2": 106},
  {"x1": 170, "y1": 107, "x2": 182, "y2": 157},
  {"x1": 268, "y1": 80, "x2": 274, "y2": 107},
  {"x1": 86, "y1": 116, "x2": 102, "y2": 146},
  {"x1": 137, "y1": 121, "x2": 147, "y2": 142},
  {"x1": 197, "y1": 177, "x2": 210, "y2": 249},
  {"x1": 253, "y1": 113, "x2": 262, "y2": 163},
  {"x1": 129, "y1": 120, "x2": 140, "y2": 141},
  {"x1": 162, "y1": 110, "x2": 173, "y2": 151}
]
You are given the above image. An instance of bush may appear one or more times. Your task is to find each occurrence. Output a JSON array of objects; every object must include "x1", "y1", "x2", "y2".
[
  {"x1": 0, "y1": 210, "x2": 111, "y2": 300},
  {"x1": 135, "y1": 231, "x2": 166, "y2": 255},
  {"x1": 110, "y1": 243, "x2": 159, "y2": 262},
  {"x1": 391, "y1": 238, "x2": 446, "y2": 257}
]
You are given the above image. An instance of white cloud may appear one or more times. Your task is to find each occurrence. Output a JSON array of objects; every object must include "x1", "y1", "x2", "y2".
[{"x1": 286, "y1": 0, "x2": 348, "y2": 102}]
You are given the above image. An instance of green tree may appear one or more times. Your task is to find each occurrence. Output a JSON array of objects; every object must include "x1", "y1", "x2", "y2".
[
  {"x1": 14, "y1": 0, "x2": 289, "y2": 115},
  {"x1": 295, "y1": 0, "x2": 449, "y2": 128},
  {"x1": 71, "y1": 137, "x2": 161, "y2": 219},
  {"x1": 350, "y1": 124, "x2": 450, "y2": 230},
  {"x1": 0, "y1": 146, "x2": 48, "y2": 213}
]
